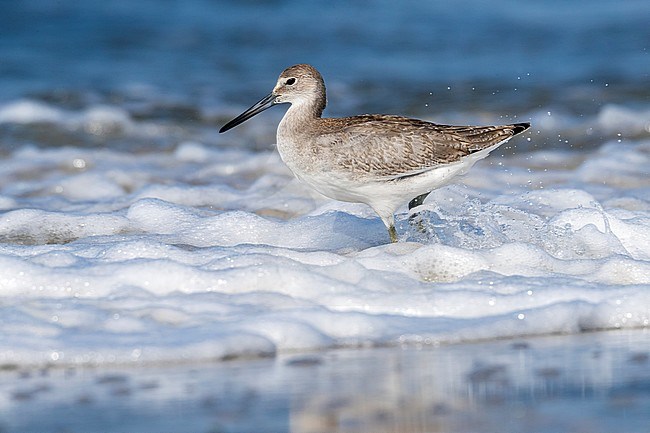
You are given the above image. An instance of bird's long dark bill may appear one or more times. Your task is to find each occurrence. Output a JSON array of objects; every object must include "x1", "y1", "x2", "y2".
[{"x1": 219, "y1": 93, "x2": 276, "y2": 133}]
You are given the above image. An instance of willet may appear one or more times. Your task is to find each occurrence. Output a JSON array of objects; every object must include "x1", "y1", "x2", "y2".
[{"x1": 220, "y1": 64, "x2": 530, "y2": 242}]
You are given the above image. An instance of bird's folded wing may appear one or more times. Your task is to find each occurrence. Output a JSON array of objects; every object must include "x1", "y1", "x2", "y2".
[{"x1": 315, "y1": 116, "x2": 513, "y2": 179}]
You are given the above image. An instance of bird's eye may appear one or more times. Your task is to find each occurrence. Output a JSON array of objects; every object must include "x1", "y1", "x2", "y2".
[{"x1": 285, "y1": 78, "x2": 296, "y2": 85}]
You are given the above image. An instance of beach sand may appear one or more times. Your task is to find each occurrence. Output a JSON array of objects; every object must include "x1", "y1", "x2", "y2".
[{"x1": 2, "y1": 329, "x2": 648, "y2": 433}]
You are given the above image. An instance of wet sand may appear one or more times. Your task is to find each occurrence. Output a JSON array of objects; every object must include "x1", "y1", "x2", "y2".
[{"x1": 2, "y1": 329, "x2": 648, "y2": 433}]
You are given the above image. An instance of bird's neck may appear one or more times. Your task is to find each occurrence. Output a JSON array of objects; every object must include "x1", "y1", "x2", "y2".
[
  {"x1": 276, "y1": 97, "x2": 326, "y2": 174},
  {"x1": 278, "y1": 97, "x2": 325, "y2": 136}
]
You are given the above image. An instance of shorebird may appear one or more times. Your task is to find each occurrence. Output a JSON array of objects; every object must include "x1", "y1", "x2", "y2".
[{"x1": 220, "y1": 64, "x2": 530, "y2": 242}]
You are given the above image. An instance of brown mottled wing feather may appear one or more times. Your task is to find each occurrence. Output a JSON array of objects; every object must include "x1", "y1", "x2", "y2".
[{"x1": 315, "y1": 115, "x2": 525, "y2": 178}]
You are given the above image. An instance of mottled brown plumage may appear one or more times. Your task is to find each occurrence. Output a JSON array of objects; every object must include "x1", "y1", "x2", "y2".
[
  {"x1": 310, "y1": 116, "x2": 526, "y2": 179},
  {"x1": 220, "y1": 64, "x2": 530, "y2": 242}
]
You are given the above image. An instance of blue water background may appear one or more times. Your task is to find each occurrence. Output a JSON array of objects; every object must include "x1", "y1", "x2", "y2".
[{"x1": 1, "y1": 0, "x2": 648, "y2": 132}]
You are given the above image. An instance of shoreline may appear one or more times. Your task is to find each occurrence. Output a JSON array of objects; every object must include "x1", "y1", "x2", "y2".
[{"x1": 2, "y1": 328, "x2": 648, "y2": 433}]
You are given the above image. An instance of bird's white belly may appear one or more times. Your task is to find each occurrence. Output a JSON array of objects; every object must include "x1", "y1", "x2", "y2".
[
  {"x1": 277, "y1": 134, "x2": 503, "y2": 224},
  {"x1": 290, "y1": 157, "x2": 466, "y2": 214}
]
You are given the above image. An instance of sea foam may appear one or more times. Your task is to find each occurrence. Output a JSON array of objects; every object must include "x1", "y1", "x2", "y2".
[{"x1": 0, "y1": 100, "x2": 649, "y2": 367}]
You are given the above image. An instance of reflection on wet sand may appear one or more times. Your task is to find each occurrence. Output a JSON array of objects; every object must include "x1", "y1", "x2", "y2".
[
  {"x1": 288, "y1": 331, "x2": 648, "y2": 433},
  {"x1": 1, "y1": 330, "x2": 648, "y2": 433}
]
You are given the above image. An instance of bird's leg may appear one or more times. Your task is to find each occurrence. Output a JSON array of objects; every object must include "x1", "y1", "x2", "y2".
[
  {"x1": 388, "y1": 225, "x2": 398, "y2": 243},
  {"x1": 408, "y1": 192, "x2": 430, "y2": 211},
  {"x1": 380, "y1": 214, "x2": 399, "y2": 243},
  {"x1": 408, "y1": 192, "x2": 431, "y2": 235}
]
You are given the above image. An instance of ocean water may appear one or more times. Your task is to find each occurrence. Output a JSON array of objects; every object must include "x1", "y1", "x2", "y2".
[{"x1": 0, "y1": 0, "x2": 649, "y2": 370}]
